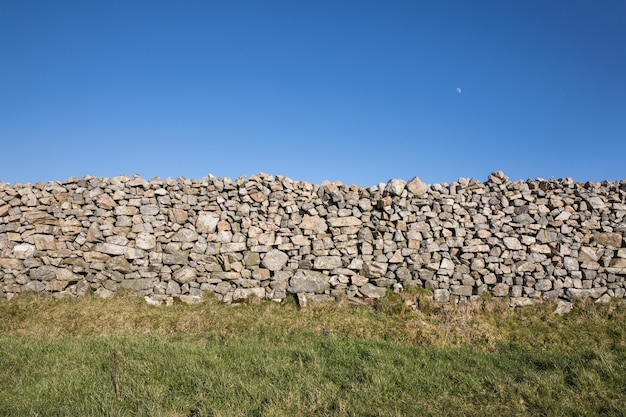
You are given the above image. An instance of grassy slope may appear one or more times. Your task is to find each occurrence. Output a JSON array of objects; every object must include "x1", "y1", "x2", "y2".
[{"x1": 0, "y1": 292, "x2": 624, "y2": 417}]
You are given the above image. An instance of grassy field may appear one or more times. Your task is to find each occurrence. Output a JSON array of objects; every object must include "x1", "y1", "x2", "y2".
[{"x1": 0, "y1": 290, "x2": 624, "y2": 416}]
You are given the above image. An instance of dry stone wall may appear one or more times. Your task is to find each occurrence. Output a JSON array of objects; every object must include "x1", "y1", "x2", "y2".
[{"x1": 1, "y1": 171, "x2": 625, "y2": 307}]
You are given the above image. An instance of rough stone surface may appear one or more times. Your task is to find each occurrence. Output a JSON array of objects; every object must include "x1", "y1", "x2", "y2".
[{"x1": 0, "y1": 172, "x2": 624, "y2": 307}]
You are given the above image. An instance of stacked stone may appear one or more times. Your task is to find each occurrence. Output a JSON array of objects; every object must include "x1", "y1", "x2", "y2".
[{"x1": 0, "y1": 171, "x2": 625, "y2": 306}]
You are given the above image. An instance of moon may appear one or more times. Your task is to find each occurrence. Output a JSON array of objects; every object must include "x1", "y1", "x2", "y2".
[{"x1": 456, "y1": 87, "x2": 462, "y2": 93}]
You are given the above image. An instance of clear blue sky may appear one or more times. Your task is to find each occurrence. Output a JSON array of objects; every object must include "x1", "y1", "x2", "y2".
[{"x1": 1, "y1": 0, "x2": 625, "y2": 187}]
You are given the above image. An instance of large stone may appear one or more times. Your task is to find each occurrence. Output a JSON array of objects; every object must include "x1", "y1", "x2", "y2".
[
  {"x1": 140, "y1": 204, "x2": 160, "y2": 215},
  {"x1": 450, "y1": 285, "x2": 473, "y2": 296},
  {"x1": 120, "y1": 278, "x2": 156, "y2": 291},
  {"x1": 385, "y1": 179, "x2": 406, "y2": 196},
  {"x1": 0, "y1": 258, "x2": 24, "y2": 270},
  {"x1": 433, "y1": 289, "x2": 450, "y2": 304},
  {"x1": 33, "y1": 234, "x2": 56, "y2": 251},
  {"x1": 406, "y1": 177, "x2": 428, "y2": 196},
  {"x1": 97, "y1": 243, "x2": 127, "y2": 256},
  {"x1": 363, "y1": 262, "x2": 388, "y2": 278},
  {"x1": 359, "y1": 283, "x2": 387, "y2": 298},
  {"x1": 288, "y1": 270, "x2": 330, "y2": 294},
  {"x1": 313, "y1": 256, "x2": 342, "y2": 270},
  {"x1": 593, "y1": 233, "x2": 622, "y2": 248},
  {"x1": 29, "y1": 265, "x2": 57, "y2": 281},
  {"x1": 136, "y1": 233, "x2": 156, "y2": 250},
  {"x1": 13, "y1": 243, "x2": 35, "y2": 259},
  {"x1": 328, "y1": 216, "x2": 362, "y2": 227},
  {"x1": 299, "y1": 215, "x2": 328, "y2": 234},
  {"x1": 232, "y1": 287, "x2": 265, "y2": 302},
  {"x1": 261, "y1": 249, "x2": 289, "y2": 271},
  {"x1": 503, "y1": 237, "x2": 523, "y2": 250},
  {"x1": 196, "y1": 212, "x2": 220, "y2": 233},
  {"x1": 106, "y1": 256, "x2": 132, "y2": 273},
  {"x1": 173, "y1": 266, "x2": 196, "y2": 284},
  {"x1": 492, "y1": 283, "x2": 510, "y2": 297}
]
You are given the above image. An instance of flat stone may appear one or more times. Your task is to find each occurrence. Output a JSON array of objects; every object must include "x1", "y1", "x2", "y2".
[
  {"x1": 288, "y1": 270, "x2": 330, "y2": 294},
  {"x1": 433, "y1": 289, "x2": 450, "y2": 304},
  {"x1": 313, "y1": 256, "x2": 342, "y2": 270},
  {"x1": 359, "y1": 283, "x2": 387, "y2": 298},
  {"x1": 450, "y1": 285, "x2": 473, "y2": 296},
  {"x1": 29, "y1": 265, "x2": 57, "y2": 281},
  {"x1": 328, "y1": 216, "x2": 361, "y2": 227},
  {"x1": 120, "y1": 278, "x2": 156, "y2": 291},
  {"x1": 33, "y1": 234, "x2": 56, "y2": 250},
  {"x1": 593, "y1": 233, "x2": 622, "y2": 248},
  {"x1": 97, "y1": 243, "x2": 127, "y2": 256}
]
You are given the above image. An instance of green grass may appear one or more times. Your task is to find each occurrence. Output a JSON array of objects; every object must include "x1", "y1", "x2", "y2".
[{"x1": 0, "y1": 292, "x2": 625, "y2": 416}]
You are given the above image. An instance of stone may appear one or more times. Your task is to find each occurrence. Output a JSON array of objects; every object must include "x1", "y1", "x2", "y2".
[
  {"x1": 140, "y1": 204, "x2": 160, "y2": 215},
  {"x1": 433, "y1": 289, "x2": 450, "y2": 304},
  {"x1": 120, "y1": 278, "x2": 156, "y2": 291},
  {"x1": 363, "y1": 262, "x2": 388, "y2": 278},
  {"x1": 385, "y1": 179, "x2": 406, "y2": 196},
  {"x1": 33, "y1": 234, "x2": 56, "y2": 250},
  {"x1": 587, "y1": 196, "x2": 606, "y2": 210},
  {"x1": 29, "y1": 265, "x2": 57, "y2": 281},
  {"x1": 106, "y1": 256, "x2": 131, "y2": 273},
  {"x1": 97, "y1": 243, "x2": 127, "y2": 256},
  {"x1": 503, "y1": 237, "x2": 523, "y2": 250},
  {"x1": 450, "y1": 285, "x2": 473, "y2": 296},
  {"x1": 288, "y1": 270, "x2": 330, "y2": 294},
  {"x1": 492, "y1": 283, "x2": 510, "y2": 297},
  {"x1": 232, "y1": 287, "x2": 265, "y2": 302},
  {"x1": 299, "y1": 215, "x2": 328, "y2": 233},
  {"x1": 406, "y1": 177, "x2": 428, "y2": 196},
  {"x1": 173, "y1": 266, "x2": 196, "y2": 284},
  {"x1": 261, "y1": 249, "x2": 289, "y2": 271},
  {"x1": 554, "y1": 300, "x2": 573, "y2": 315},
  {"x1": 593, "y1": 233, "x2": 622, "y2": 248},
  {"x1": 359, "y1": 283, "x2": 387, "y2": 298},
  {"x1": 328, "y1": 216, "x2": 361, "y2": 227},
  {"x1": 196, "y1": 212, "x2": 220, "y2": 233},
  {"x1": 313, "y1": 256, "x2": 342, "y2": 270},
  {"x1": 13, "y1": 243, "x2": 35, "y2": 259}
]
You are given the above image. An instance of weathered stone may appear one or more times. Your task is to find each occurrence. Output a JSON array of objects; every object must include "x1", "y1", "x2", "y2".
[
  {"x1": 492, "y1": 283, "x2": 510, "y2": 297},
  {"x1": 196, "y1": 212, "x2": 220, "y2": 233},
  {"x1": 13, "y1": 243, "x2": 35, "y2": 259},
  {"x1": 406, "y1": 177, "x2": 428, "y2": 196},
  {"x1": 359, "y1": 283, "x2": 387, "y2": 298},
  {"x1": 288, "y1": 270, "x2": 330, "y2": 293},
  {"x1": 433, "y1": 289, "x2": 450, "y2": 304},
  {"x1": 136, "y1": 233, "x2": 156, "y2": 250},
  {"x1": 299, "y1": 215, "x2": 328, "y2": 233},
  {"x1": 503, "y1": 237, "x2": 523, "y2": 250},
  {"x1": 106, "y1": 256, "x2": 131, "y2": 274},
  {"x1": 363, "y1": 262, "x2": 388, "y2": 278},
  {"x1": 23, "y1": 281, "x2": 46, "y2": 292},
  {"x1": 29, "y1": 265, "x2": 57, "y2": 281},
  {"x1": 97, "y1": 243, "x2": 127, "y2": 256},
  {"x1": 328, "y1": 216, "x2": 361, "y2": 227},
  {"x1": 173, "y1": 266, "x2": 196, "y2": 284},
  {"x1": 233, "y1": 287, "x2": 265, "y2": 302},
  {"x1": 450, "y1": 285, "x2": 473, "y2": 296},
  {"x1": 385, "y1": 179, "x2": 406, "y2": 196},
  {"x1": 140, "y1": 204, "x2": 160, "y2": 215},
  {"x1": 593, "y1": 233, "x2": 622, "y2": 248},
  {"x1": 313, "y1": 256, "x2": 342, "y2": 270},
  {"x1": 163, "y1": 250, "x2": 189, "y2": 265},
  {"x1": 262, "y1": 249, "x2": 289, "y2": 271},
  {"x1": 33, "y1": 234, "x2": 56, "y2": 250}
]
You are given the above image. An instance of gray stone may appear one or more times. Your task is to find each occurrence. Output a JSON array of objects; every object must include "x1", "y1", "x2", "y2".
[
  {"x1": 313, "y1": 256, "x2": 342, "y2": 270},
  {"x1": 363, "y1": 262, "x2": 388, "y2": 278},
  {"x1": 359, "y1": 283, "x2": 387, "y2": 298},
  {"x1": 262, "y1": 249, "x2": 289, "y2": 271},
  {"x1": 503, "y1": 237, "x2": 523, "y2": 250},
  {"x1": 29, "y1": 265, "x2": 57, "y2": 281},
  {"x1": 120, "y1": 278, "x2": 156, "y2": 291},
  {"x1": 433, "y1": 289, "x2": 450, "y2": 304},
  {"x1": 173, "y1": 266, "x2": 196, "y2": 284},
  {"x1": 288, "y1": 270, "x2": 330, "y2": 294},
  {"x1": 385, "y1": 179, "x2": 406, "y2": 196},
  {"x1": 554, "y1": 300, "x2": 573, "y2": 315},
  {"x1": 450, "y1": 285, "x2": 473, "y2": 296}
]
